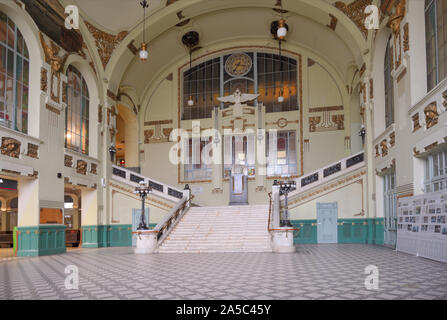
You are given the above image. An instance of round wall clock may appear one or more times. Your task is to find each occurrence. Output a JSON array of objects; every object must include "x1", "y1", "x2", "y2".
[{"x1": 225, "y1": 53, "x2": 253, "y2": 77}]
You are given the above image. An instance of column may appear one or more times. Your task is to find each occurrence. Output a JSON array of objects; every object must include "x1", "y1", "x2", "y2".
[
  {"x1": 16, "y1": 178, "x2": 40, "y2": 256},
  {"x1": 81, "y1": 189, "x2": 102, "y2": 247}
]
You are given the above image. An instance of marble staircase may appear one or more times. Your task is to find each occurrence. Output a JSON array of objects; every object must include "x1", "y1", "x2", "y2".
[{"x1": 158, "y1": 205, "x2": 272, "y2": 253}]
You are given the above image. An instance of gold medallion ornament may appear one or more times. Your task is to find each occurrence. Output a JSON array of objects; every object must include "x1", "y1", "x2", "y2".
[{"x1": 225, "y1": 53, "x2": 252, "y2": 77}]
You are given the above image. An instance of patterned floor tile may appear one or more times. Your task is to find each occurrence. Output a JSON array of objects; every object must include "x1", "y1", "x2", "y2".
[{"x1": 0, "y1": 244, "x2": 446, "y2": 300}]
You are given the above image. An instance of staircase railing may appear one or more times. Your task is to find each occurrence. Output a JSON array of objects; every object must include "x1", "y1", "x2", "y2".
[
  {"x1": 111, "y1": 165, "x2": 184, "y2": 202},
  {"x1": 268, "y1": 189, "x2": 299, "y2": 232},
  {"x1": 145, "y1": 194, "x2": 194, "y2": 247},
  {"x1": 287, "y1": 151, "x2": 365, "y2": 199}
]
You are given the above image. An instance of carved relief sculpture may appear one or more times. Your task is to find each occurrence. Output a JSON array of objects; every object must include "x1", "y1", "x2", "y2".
[
  {"x1": 64, "y1": 155, "x2": 73, "y2": 167},
  {"x1": 327, "y1": 14, "x2": 338, "y2": 31},
  {"x1": 375, "y1": 144, "x2": 380, "y2": 157},
  {"x1": 76, "y1": 160, "x2": 88, "y2": 175},
  {"x1": 39, "y1": 33, "x2": 69, "y2": 74},
  {"x1": 62, "y1": 82, "x2": 67, "y2": 104},
  {"x1": 403, "y1": 23, "x2": 409, "y2": 52},
  {"x1": 91, "y1": 163, "x2": 97, "y2": 175},
  {"x1": 144, "y1": 129, "x2": 154, "y2": 144},
  {"x1": 84, "y1": 22, "x2": 128, "y2": 69},
  {"x1": 98, "y1": 105, "x2": 103, "y2": 123},
  {"x1": 27, "y1": 143, "x2": 39, "y2": 159},
  {"x1": 39, "y1": 33, "x2": 69, "y2": 103},
  {"x1": 412, "y1": 113, "x2": 421, "y2": 132},
  {"x1": 334, "y1": 0, "x2": 372, "y2": 38},
  {"x1": 380, "y1": 139, "x2": 388, "y2": 157},
  {"x1": 389, "y1": 132, "x2": 395, "y2": 147},
  {"x1": 1, "y1": 137, "x2": 21, "y2": 158},
  {"x1": 144, "y1": 120, "x2": 174, "y2": 144},
  {"x1": 331, "y1": 114, "x2": 345, "y2": 130},
  {"x1": 41, "y1": 67, "x2": 48, "y2": 92},
  {"x1": 443, "y1": 90, "x2": 447, "y2": 110},
  {"x1": 388, "y1": 0, "x2": 406, "y2": 36},
  {"x1": 309, "y1": 117, "x2": 321, "y2": 133},
  {"x1": 424, "y1": 102, "x2": 439, "y2": 129}
]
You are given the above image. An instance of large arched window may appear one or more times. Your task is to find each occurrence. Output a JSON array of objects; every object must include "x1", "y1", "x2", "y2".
[
  {"x1": 182, "y1": 51, "x2": 298, "y2": 120},
  {"x1": 384, "y1": 36, "x2": 394, "y2": 128},
  {"x1": 0, "y1": 11, "x2": 29, "y2": 133},
  {"x1": 425, "y1": 0, "x2": 447, "y2": 91},
  {"x1": 65, "y1": 65, "x2": 89, "y2": 154}
]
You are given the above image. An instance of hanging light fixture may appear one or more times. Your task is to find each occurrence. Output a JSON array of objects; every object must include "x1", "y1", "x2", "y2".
[
  {"x1": 278, "y1": 38, "x2": 284, "y2": 103},
  {"x1": 277, "y1": 2, "x2": 287, "y2": 40},
  {"x1": 139, "y1": 0, "x2": 149, "y2": 61},
  {"x1": 182, "y1": 31, "x2": 200, "y2": 107},
  {"x1": 187, "y1": 46, "x2": 194, "y2": 106}
]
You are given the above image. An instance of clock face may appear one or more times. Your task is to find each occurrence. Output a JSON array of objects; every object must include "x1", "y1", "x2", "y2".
[{"x1": 225, "y1": 53, "x2": 252, "y2": 77}]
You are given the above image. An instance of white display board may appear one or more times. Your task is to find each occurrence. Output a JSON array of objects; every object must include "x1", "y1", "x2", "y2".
[{"x1": 397, "y1": 192, "x2": 447, "y2": 263}]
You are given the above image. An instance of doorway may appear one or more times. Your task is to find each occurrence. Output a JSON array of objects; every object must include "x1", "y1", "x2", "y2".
[
  {"x1": 317, "y1": 202, "x2": 338, "y2": 244},
  {"x1": 383, "y1": 172, "x2": 397, "y2": 247},
  {"x1": 0, "y1": 178, "x2": 18, "y2": 259}
]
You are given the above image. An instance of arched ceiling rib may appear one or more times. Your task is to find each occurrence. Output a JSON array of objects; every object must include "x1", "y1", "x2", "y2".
[{"x1": 60, "y1": 0, "x2": 370, "y2": 97}]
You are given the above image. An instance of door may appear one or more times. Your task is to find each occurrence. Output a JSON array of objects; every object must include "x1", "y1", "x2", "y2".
[
  {"x1": 317, "y1": 202, "x2": 338, "y2": 244},
  {"x1": 384, "y1": 173, "x2": 397, "y2": 247},
  {"x1": 132, "y1": 208, "x2": 149, "y2": 247}
]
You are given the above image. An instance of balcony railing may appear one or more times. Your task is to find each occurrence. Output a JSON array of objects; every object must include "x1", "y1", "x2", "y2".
[{"x1": 111, "y1": 165, "x2": 185, "y2": 202}]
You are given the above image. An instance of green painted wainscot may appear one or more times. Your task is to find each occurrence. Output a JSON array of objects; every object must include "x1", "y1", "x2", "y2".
[
  {"x1": 17, "y1": 225, "x2": 67, "y2": 257},
  {"x1": 291, "y1": 218, "x2": 384, "y2": 245},
  {"x1": 81, "y1": 225, "x2": 133, "y2": 248}
]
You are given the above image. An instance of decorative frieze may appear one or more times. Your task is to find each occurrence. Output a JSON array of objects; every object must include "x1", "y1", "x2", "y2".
[
  {"x1": 308, "y1": 106, "x2": 343, "y2": 113},
  {"x1": 46, "y1": 104, "x2": 61, "y2": 115},
  {"x1": 1, "y1": 137, "x2": 21, "y2": 158}
]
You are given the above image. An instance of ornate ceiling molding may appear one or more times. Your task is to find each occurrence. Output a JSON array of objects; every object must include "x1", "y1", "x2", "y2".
[
  {"x1": 84, "y1": 21, "x2": 128, "y2": 69},
  {"x1": 334, "y1": 0, "x2": 372, "y2": 39}
]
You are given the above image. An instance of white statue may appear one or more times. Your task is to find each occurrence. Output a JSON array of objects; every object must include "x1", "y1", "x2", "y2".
[{"x1": 217, "y1": 89, "x2": 259, "y2": 108}]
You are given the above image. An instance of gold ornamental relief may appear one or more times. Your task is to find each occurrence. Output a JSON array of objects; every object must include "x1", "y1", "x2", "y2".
[
  {"x1": 334, "y1": 0, "x2": 372, "y2": 38},
  {"x1": 85, "y1": 22, "x2": 128, "y2": 69}
]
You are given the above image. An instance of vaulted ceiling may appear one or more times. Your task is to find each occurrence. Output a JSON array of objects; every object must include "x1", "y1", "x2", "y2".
[{"x1": 58, "y1": 0, "x2": 378, "y2": 98}]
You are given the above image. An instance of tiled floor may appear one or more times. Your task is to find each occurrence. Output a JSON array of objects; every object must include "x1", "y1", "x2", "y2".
[{"x1": 0, "y1": 244, "x2": 447, "y2": 300}]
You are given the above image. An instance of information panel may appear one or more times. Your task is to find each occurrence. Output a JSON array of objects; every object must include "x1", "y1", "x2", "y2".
[{"x1": 397, "y1": 192, "x2": 447, "y2": 263}]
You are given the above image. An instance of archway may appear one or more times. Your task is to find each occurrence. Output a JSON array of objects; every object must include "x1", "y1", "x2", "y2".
[{"x1": 116, "y1": 104, "x2": 139, "y2": 171}]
